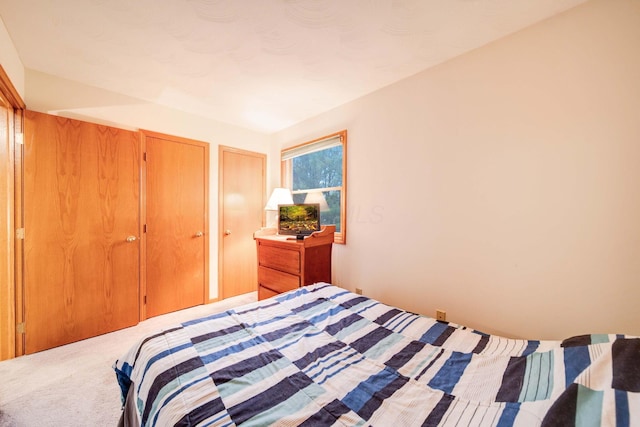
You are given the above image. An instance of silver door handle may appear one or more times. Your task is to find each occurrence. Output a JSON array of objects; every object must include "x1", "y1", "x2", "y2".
[
  {"x1": 126, "y1": 236, "x2": 138, "y2": 242},
  {"x1": 195, "y1": 231, "x2": 204, "y2": 237},
  {"x1": 224, "y1": 229, "x2": 231, "y2": 235}
]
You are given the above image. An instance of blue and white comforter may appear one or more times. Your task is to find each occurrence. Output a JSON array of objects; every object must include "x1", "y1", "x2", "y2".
[{"x1": 115, "y1": 283, "x2": 639, "y2": 426}]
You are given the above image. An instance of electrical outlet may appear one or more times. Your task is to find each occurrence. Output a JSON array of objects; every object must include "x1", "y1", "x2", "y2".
[
  {"x1": 355, "y1": 288, "x2": 363, "y2": 295},
  {"x1": 436, "y1": 310, "x2": 446, "y2": 322}
]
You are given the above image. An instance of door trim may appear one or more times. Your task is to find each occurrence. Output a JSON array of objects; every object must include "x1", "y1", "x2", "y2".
[
  {"x1": 0, "y1": 65, "x2": 24, "y2": 360},
  {"x1": 140, "y1": 129, "x2": 210, "y2": 319},
  {"x1": 218, "y1": 145, "x2": 266, "y2": 301}
]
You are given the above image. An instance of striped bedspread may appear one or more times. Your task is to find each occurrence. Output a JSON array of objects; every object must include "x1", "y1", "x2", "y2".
[{"x1": 114, "y1": 283, "x2": 639, "y2": 426}]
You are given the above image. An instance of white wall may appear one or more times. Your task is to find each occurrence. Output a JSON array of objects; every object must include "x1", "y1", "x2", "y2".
[
  {"x1": 0, "y1": 16, "x2": 24, "y2": 98},
  {"x1": 273, "y1": 0, "x2": 640, "y2": 340},
  {"x1": 23, "y1": 70, "x2": 272, "y2": 300}
]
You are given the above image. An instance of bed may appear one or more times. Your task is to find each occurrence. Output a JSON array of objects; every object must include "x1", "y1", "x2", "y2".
[{"x1": 114, "y1": 283, "x2": 639, "y2": 426}]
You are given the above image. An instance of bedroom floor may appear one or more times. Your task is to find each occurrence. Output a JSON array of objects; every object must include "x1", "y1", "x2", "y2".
[{"x1": 0, "y1": 292, "x2": 256, "y2": 427}]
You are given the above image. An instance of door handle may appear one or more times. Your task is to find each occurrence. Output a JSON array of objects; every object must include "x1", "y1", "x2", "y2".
[
  {"x1": 224, "y1": 229, "x2": 232, "y2": 235},
  {"x1": 126, "y1": 236, "x2": 138, "y2": 242},
  {"x1": 194, "y1": 231, "x2": 204, "y2": 237}
]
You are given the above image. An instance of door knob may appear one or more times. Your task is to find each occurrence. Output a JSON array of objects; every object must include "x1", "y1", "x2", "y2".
[
  {"x1": 224, "y1": 229, "x2": 232, "y2": 235},
  {"x1": 195, "y1": 231, "x2": 204, "y2": 237},
  {"x1": 126, "y1": 236, "x2": 138, "y2": 242}
]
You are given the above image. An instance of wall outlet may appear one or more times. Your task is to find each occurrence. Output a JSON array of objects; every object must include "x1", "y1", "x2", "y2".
[
  {"x1": 436, "y1": 309, "x2": 446, "y2": 322},
  {"x1": 355, "y1": 288, "x2": 363, "y2": 295}
]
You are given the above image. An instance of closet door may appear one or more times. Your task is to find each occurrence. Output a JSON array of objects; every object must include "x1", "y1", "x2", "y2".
[
  {"x1": 219, "y1": 146, "x2": 265, "y2": 299},
  {"x1": 23, "y1": 111, "x2": 140, "y2": 354},
  {"x1": 144, "y1": 133, "x2": 208, "y2": 318}
]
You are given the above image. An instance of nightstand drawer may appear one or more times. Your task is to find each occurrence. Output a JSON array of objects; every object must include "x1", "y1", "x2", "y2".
[
  {"x1": 258, "y1": 266, "x2": 300, "y2": 294},
  {"x1": 258, "y1": 285, "x2": 280, "y2": 300},
  {"x1": 254, "y1": 226, "x2": 334, "y2": 301},
  {"x1": 258, "y1": 245, "x2": 300, "y2": 274}
]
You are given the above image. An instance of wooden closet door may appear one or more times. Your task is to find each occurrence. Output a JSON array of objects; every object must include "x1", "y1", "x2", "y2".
[
  {"x1": 219, "y1": 146, "x2": 265, "y2": 299},
  {"x1": 144, "y1": 134, "x2": 208, "y2": 318},
  {"x1": 23, "y1": 111, "x2": 140, "y2": 354}
]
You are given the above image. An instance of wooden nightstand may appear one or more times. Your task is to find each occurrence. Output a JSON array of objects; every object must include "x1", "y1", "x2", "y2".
[{"x1": 254, "y1": 225, "x2": 335, "y2": 300}]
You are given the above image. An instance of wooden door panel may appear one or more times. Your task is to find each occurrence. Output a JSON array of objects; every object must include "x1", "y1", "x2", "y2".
[
  {"x1": 145, "y1": 136, "x2": 207, "y2": 318},
  {"x1": 0, "y1": 102, "x2": 14, "y2": 360},
  {"x1": 23, "y1": 111, "x2": 140, "y2": 354},
  {"x1": 220, "y1": 147, "x2": 265, "y2": 299}
]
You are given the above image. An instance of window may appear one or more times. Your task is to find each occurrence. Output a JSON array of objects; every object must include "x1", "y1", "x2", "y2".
[{"x1": 281, "y1": 130, "x2": 346, "y2": 244}]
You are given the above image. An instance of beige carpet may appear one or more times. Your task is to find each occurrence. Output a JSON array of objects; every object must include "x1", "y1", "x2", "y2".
[{"x1": 0, "y1": 292, "x2": 256, "y2": 427}]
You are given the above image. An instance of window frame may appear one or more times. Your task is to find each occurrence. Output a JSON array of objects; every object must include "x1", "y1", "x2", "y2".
[{"x1": 281, "y1": 130, "x2": 347, "y2": 244}]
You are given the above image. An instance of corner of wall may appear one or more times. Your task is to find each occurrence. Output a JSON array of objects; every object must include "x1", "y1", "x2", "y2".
[{"x1": 0, "y1": 17, "x2": 25, "y2": 99}]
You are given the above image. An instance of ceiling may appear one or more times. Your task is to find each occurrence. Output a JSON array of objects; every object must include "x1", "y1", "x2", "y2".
[{"x1": 0, "y1": 0, "x2": 586, "y2": 133}]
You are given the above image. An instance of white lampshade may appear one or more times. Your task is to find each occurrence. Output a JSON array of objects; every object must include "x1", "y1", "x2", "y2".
[
  {"x1": 264, "y1": 188, "x2": 293, "y2": 210},
  {"x1": 304, "y1": 191, "x2": 330, "y2": 211}
]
